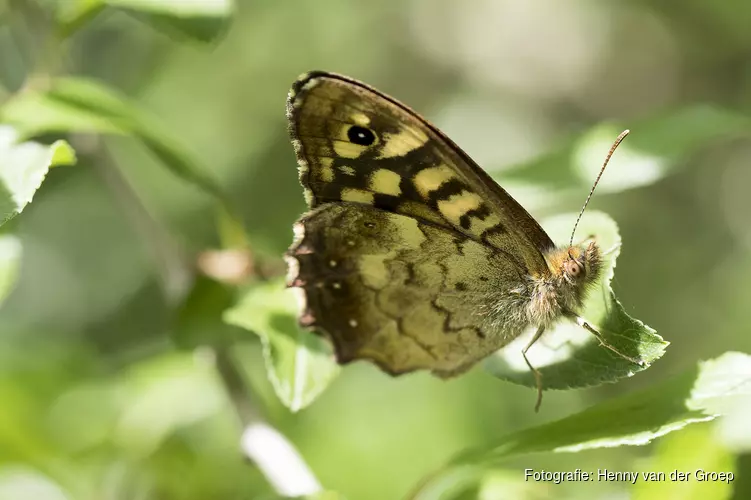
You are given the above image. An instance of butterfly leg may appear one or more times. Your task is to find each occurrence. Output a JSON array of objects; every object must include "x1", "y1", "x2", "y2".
[
  {"x1": 522, "y1": 325, "x2": 546, "y2": 412},
  {"x1": 574, "y1": 316, "x2": 646, "y2": 367}
]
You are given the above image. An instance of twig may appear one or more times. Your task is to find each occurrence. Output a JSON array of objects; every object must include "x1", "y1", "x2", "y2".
[{"x1": 79, "y1": 135, "x2": 193, "y2": 303}]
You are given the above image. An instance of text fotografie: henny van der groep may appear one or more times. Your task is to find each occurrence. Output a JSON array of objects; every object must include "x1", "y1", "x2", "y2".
[{"x1": 524, "y1": 468, "x2": 734, "y2": 484}]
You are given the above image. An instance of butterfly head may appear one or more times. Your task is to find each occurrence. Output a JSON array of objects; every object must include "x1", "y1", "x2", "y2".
[{"x1": 547, "y1": 241, "x2": 602, "y2": 290}]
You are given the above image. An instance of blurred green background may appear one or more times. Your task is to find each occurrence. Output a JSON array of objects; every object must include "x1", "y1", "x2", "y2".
[{"x1": 1, "y1": 1, "x2": 751, "y2": 499}]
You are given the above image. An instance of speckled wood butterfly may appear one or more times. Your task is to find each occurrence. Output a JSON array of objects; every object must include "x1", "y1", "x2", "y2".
[{"x1": 284, "y1": 71, "x2": 643, "y2": 410}]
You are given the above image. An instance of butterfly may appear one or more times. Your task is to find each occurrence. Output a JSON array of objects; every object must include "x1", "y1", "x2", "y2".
[{"x1": 284, "y1": 71, "x2": 644, "y2": 410}]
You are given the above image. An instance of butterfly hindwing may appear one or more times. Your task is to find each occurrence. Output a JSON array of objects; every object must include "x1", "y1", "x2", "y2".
[
  {"x1": 286, "y1": 71, "x2": 554, "y2": 275},
  {"x1": 286, "y1": 203, "x2": 528, "y2": 375}
]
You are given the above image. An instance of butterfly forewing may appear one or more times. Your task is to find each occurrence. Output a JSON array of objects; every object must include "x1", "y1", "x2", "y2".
[{"x1": 287, "y1": 71, "x2": 554, "y2": 275}]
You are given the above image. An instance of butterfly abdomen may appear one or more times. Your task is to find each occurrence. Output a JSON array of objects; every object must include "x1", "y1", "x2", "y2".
[{"x1": 525, "y1": 276, "x2": 569, "y2": 328}]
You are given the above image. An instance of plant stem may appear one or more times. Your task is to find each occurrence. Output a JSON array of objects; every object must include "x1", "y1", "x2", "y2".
[{"x1": 81, "y1": 135, "x2": 192, "y2": 302}]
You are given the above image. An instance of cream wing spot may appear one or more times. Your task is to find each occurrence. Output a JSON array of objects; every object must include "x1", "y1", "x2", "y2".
[
  {"x1": 338, "y1": 165, "x2": 356, "y2": 176},
  {"x1": 392, "y1": 213, "x2": 428, "y2": 248},
  {"x1": 359, "y1": 255, "x2": 391, "y2": 290},
  {"x1": 376, "y1": 126, "x2": 429, "y2": 158},
  {"x1": 358, "y1": 213, "x2": 426, "y2": 290},
  {"x1": 319, "y1": 157, "x2": 333, "y2": 168},
  {"x1": 350, "y1": 112, "x2": 371, "y2": 126},
  {"x1": 333, "y1": 141, "x2": 369, "y2": 159},
  {"x1": 319, "y1": 157, "x2": 335, "y2": 182},
  {"x1": 414, "y1": 164, "x2": 457, "y2": 199},
  {"x1": 341, "y1": 187, "x2": 375, "y2": 204},
  {"x1": 437, "y1": 191, "x2": 483, "y2": 225},
  {"x1": 369, "y1": 169, "x2": 402, "y2": 196},
  {"x1": 469, "y1": 213, "x2": 503, "y2": 235}
]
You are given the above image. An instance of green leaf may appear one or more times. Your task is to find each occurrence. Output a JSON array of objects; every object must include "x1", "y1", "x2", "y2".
[
  {"x1": 475, "y1": 470, "x2": 549, "y2": 500},
  {"x1": 633, "y1": 425, "x2": 736, "y2": 500},
  {"x1": 411, "y1": 352, "x2": 751, "y2": 500},
  {"x1": 0, "y1": 467, "x2": 70, "y2": 500},
  {"x1": 172, "y1": 276, "x2": 249, "y2": 349},
  {"x1": 49, "y1": 140, "x2": 77, "y2": 167},
  {"x1": 224, "y1": 279, "x2": 340, "y2": 412},
  {"x1": 0, "y1": 89, "x2": 128, "y2": 137},
  {"x1": 115, "y1": 352, "x2": 224, "y2": 455},
  {"x1": 106, "y1": 0, "x2": 234, "y2": 42},
  {"x1": 54, "y1": 0, "x2": 234, "y2": 41},
  {"x1": 1, "y1": 78, "x2": 240, "y2": 226},
  {"x1": 0, "y1": 233, "x2": 22, "y2": 306},
  {"x1": 716, "y1": 393, "x2": 751, "y2": 453},
  {"x1": 3, "y1": 79, "x2": 221, "y2": 195},
  {"x1": 484, "y1": 211, "x2": 667, "y2": 390},
  {"x1": 0, "y1": 125, "x2": 77, "y2": 223},
  {"x1": 56, "y1": 0, "x2": 106, "y2": 38},
  {"x1": 500, "y1": 105, "x2": 751, "y2": 208}
]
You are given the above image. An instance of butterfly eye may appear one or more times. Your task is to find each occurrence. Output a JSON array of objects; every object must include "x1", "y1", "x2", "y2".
[
  {"x1": 347, "y1": 125, "x2": 376, "y2": 146},
  {"x1": 565, "y1": 260, "x2": 583, "y2": 278}
]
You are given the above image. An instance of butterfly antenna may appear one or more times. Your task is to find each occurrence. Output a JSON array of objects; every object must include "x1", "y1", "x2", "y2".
[{"x1": 569, "y1": 129, "x2": 630, "y2": 247}]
